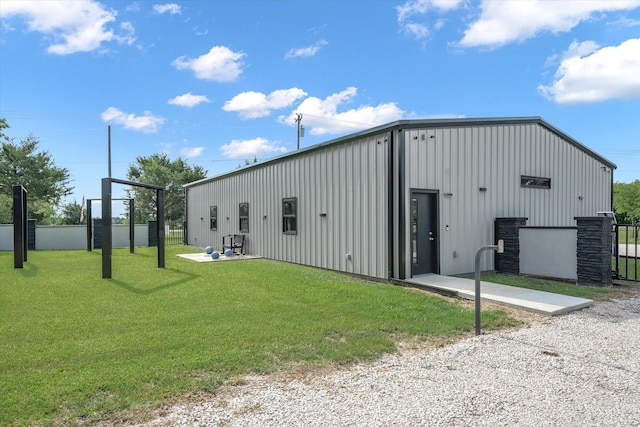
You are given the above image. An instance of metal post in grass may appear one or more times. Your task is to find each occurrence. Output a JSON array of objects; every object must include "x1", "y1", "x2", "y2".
[
  {"x1": 129, "y1": 198, "x2": 135, "y2": 254},
  {"x1": 474, "y1": 240, "x2": 504, "y2": 335},
  {"x1": 86, "y1": 199, "x2": 92, "y2": 251},
  {"x1": 157, "y1": 188, "x2": 165, "y2": 268},
  {"x1": 12, "y1": 185, "x2": 27, "y2": 268},
  {"x1": 102, "y1": 178, "x2": 113, "y2": 279}
]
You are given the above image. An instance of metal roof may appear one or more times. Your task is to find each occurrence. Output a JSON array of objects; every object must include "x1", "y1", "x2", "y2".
[{"x1": 184, "y1": 116, "x2": 616, "y2": 188}]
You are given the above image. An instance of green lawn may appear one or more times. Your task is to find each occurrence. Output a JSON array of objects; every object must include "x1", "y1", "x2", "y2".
[
  {"x1": 614, "y1": 256, "x2": 638, "y2": 281},
  {"x1": 616, "y1": 225, "x2": 638, "y2": 245},
  {"x1": 475, "y1": 272, "x2": 616, "y2": 300},
  {"x1": 0, "y1": 247, "x2": 515, "y2": 426},
  {"x1": 614, "y1": 225, "x2": 639, "y2": 280}
]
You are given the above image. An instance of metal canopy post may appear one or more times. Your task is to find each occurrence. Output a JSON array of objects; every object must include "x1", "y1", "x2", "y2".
[
  {"x1": 129, "y1": 199, "x2": 135, "y2": 254},
  {"x1": 86, "y1": 199, "x2": 93, "y2": 251},
  {"x1": 21, "y1": 186, "x2": 27, "y2": 262},
  {"x1": 157, "y1": 188, "x2": 165, "y2": 268},
  {"x1": 100, "y1": 177, "x2": 164, "y2": 279},
  {"x1": 12, "y1": 185, "x2": 27, "y2": 268},
  {"x1": 101, "y1": 178, "x2": 113, "y2": 278}
]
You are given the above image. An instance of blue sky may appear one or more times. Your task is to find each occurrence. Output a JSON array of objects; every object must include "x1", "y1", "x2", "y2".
[{"x1": 1, "y1": 0, "x2": 639, "y2": 215}]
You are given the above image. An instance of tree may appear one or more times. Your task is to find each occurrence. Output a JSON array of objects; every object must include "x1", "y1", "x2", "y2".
[
  {"x1": 237, "y1": 156, "x2": 259, "y2": 169},
  {"x1": 613, "y1": 180, "x2": 640, "y2": 224},
  {"x1": 0, "y1": 118, "x2": 9, "y2": 143},
  {"x1": 0, "y1": 119, "x2": 73, "y2": 224},
  {"x1": 60, "y1": 200, "x2": 83, "y2": 225},
  {"x1": 125, "y1": 154, "x2": 207, "y2": 223}
]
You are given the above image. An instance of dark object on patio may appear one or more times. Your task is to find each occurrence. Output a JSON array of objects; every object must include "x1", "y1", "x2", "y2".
[{"x1": 222, "y1": 234, "x2": 245, "y2": 255}]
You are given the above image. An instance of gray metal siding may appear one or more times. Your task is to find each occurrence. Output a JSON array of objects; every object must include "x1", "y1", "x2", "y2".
[
  {"x1": 404, "y1": 123, "x2": 612, "y2": 276},
  {"x1": 186, "y1": 132, "x2": 389, "y2": 279}
]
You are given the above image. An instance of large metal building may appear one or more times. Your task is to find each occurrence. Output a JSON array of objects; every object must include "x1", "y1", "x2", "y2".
[{"x1": 184, "y1": 117, "x2": 615, "y2": 280}]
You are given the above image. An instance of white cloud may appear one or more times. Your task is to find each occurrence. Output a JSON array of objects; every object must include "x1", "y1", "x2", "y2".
[
  {"x1": 220, "y1": 137, "x2": 288, "y2": 159},
  {"x1": 396, "y1": 0, "x2": 463, "y2": 40},
  {"x1": 179, "y1": 147, "x2": 204, "y2": 157},
  {"x1": 153, "y1": 3, "x2": 181, "y2": 15},
  {"x1": 538, "y1": 38, "x2": 640, "y2": 104},
  {"x1": 403, "y1": 23, "x2": 430, "y2": 39},
  {"x1": 172, "y1": 46, "x2": 245, "y2": 82},
  {"x1": 459, "y1": 0, "x2": 640, "y2": 49},
  {"x1": 126, "y1": 2, "x2": 142, "y2": 13},
  {"x1": 223, "y1": 88, "x2": 307, "y2": 119},
  {"x1": 100, "y1": 107, "x2": 165, "y2": 133},
  {"x1": 280, "y1": 87, "x2": 405, "y2": 136},
  {"x1": 0, "y1": 0, "x2": 135, "y2": 55},
  {"x1": 168, "y1": 93, "x2": 210, "y2": 108},
  {"x1": 397, "y1": 0, "x2": 464, "y2": 23},
  {"x1": 285, "y1": 40, "x2": 328, "y2": 59}
]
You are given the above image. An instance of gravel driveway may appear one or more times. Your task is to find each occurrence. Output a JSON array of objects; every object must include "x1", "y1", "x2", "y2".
[{"x1": 139, "y1": 292, "x2": 640, "y2": 427}]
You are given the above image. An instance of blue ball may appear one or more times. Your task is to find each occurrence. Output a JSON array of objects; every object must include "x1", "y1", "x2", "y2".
[
  {"x1": 211, "y1": 251, "x2": 220, "y2": 260},
  {"x1": 224, "y1": 249, "x2": 234, "y2": 257},
  {"x1": 205, "y1": 246, "x2": 213, "y2": 254}
]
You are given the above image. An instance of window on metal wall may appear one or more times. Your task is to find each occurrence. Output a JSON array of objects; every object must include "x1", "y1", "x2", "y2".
[
  {"x1": 210, "y1": 206, "x2": 217, "y2": 230},
  {"x1": 283, "y1": 197, "x2": 297, "y2": 234},
  {"x1": 239, "y1": 202, "x2": 249, "y2": 233},
  {"x1": 521, "y1": 175, "x2": 551, "y2": 189}
]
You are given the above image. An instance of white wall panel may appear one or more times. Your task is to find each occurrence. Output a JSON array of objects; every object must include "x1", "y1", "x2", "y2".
[
  {"x1": 406, "y1": 123, "x2": 612, "y2": 275},
  {"x1": 186, "y1": 132, "x2": 390, "y2": 279},
  {"x1": 187, "y1": 118, "x2": 612, "y2": 280},
  {"x1": 520, "y1": 227, "x2": 577, "y2": 280}
]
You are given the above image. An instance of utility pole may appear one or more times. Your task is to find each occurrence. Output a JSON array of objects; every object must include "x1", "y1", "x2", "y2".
[
  {"x1": 107, "y1": 125, "x2": 112, "y2": 177},
  {"x1": 295, "y1": 113, "x2": 304, "y2": 150}
]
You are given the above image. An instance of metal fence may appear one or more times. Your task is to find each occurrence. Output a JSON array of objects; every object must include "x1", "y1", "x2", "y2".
[
  {"x1": 166, "y1": 220, "x2": 186, "y2": 245},
  {"x1": 613, "y1": 224, "x2": 639, "y2": 282}
]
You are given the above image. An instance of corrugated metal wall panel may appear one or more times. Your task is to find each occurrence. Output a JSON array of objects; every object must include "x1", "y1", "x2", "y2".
[
  {"x1": 406, "y1": 123, "x2": 612, "y2": 276},
  {"x1": 186, "y1": 132, "x2": 390, "y2": 279}
]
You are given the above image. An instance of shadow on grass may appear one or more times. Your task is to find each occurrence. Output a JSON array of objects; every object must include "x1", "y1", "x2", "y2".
[
  {"x1": 14, "y1": 261, "x2": 39, "y2": 277},
  {"x1": 110, "y1": 267, "x2": 198, "y2": 295}
]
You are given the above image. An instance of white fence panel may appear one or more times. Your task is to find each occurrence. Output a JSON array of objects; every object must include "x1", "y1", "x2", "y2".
[
  {"x1": 519, "y1": 227, "x2": 577, "y2": 280},
  {"x1": 0, "y1": 224, "x2": 12, "y2": 250},
  {"x1": 0, "y1": 224, "x2": 149, "y2": 250},
  {"x1": 36, "y1": 225, "x2": 86, "y2": 250}
]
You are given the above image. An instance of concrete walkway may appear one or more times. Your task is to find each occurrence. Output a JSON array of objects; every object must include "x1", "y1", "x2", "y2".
[{"x1": 402, "y1": 274, "x2": 593, "y2": 316}]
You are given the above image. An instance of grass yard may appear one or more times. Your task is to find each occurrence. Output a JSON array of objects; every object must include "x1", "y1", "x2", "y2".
[
  {"x1": 616, "y1": 225, "x2": 638, "y2": 245},
  {"x1": 476, "y1": 272, "x2": 616, "y2": 300},
  {"x1": 1, "y1": 247, "x2": 516, "y2": 426},
  {"x1": 614, "y1": 256, "x2": 638, "y2": 281}
]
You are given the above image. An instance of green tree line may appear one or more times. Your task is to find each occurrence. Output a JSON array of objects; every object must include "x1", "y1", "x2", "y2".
[{"x1": 613, "y1": 181, "x2": 640, "y2": 224}]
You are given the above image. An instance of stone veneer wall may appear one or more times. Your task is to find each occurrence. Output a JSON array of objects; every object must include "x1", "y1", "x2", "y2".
[
  {"x1": 494, "y1": 217, "x2": 528, "y2": 274},
  {"x1": 575, "y1": 216, "x2": 613, "y2": 287}
]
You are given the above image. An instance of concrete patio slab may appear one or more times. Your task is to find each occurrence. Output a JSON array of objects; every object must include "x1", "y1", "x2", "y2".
[
  {"x1": 177, "y1": 252, "x2": 263, "y2": 263},
  {"x1": 403, "y1": 274, "x2": 593, "y2": 316}
]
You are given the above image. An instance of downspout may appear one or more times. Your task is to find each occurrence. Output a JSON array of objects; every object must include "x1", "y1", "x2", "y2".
[
  {"x1": 184, "y1": 187, "x2": 189, "y2": 245},
  {"x1": 387, "y1": 131, "x2": 394, "y2": 280},
  {"x1": 610, "y1": 167, "x2": 614, "y2": 213},
  {"x1": 398, "y1": 128, "x2": 407, "y2": 279}
]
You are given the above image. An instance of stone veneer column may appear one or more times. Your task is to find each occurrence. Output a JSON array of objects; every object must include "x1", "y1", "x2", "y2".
[
  {"x1": 27, "y1": 219, "x2": 36, "y2": 250},
  {"x1": 575, "y1": 216, "x2": 612, "y2": 287},
  {"x1": 93, "y1": 218, "x2": 102, "y2": 249},
  {"x1": 494, "y1": 217, "x2": 528, "y2": 274}
]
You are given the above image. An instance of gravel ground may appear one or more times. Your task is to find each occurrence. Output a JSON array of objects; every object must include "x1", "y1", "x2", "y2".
[{"x1": 137, "y1": 292, "x2": 640, "y2": 427}]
